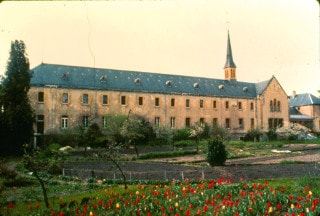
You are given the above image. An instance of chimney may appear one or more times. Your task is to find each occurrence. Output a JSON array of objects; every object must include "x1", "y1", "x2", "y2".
[{"x1": 292, "y1": 90, "x2": 296, "y2": 98}]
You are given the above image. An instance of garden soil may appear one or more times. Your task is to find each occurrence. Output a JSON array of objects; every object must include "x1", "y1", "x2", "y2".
[{"x1": 65, "y1": 144, "x2": 320, "y2": 183}]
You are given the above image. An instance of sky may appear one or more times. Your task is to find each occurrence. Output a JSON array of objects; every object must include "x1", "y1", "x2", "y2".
[{"x1": 0, "y1": 0, "x2": 319, "y2": 96}]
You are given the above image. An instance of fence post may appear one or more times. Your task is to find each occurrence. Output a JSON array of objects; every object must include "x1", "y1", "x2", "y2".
[
  {"x1": 130, "y1": 171, "x2": 132, "y2": 183},
  {"x1": 181, "y1": 171, "x2": 184, "y2": 181}
]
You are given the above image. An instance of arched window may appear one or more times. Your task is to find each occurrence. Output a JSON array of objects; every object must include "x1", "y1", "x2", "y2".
[
  {"x1": 270, "y1": 100, "x2": 273, "y2": 112},
  {"x1": 277, "y1": 101, "x2": 281, "y2": 112},
  {"x1": 273, "y1": 99, "x2": 277, "y2": 112}
]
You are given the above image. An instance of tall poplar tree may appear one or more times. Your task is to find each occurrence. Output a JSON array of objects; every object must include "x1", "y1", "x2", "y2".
[{"x1": 0, "y1": 40, "x2": 34, "y2": 155}]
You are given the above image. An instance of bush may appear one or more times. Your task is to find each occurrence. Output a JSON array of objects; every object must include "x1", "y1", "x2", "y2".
[
  {"x1": 211, "y1": 124, "x2": 230, "y2": 141},
  {"x1": 173, "y1": 128, "x2": 191, "y2": 141},
  {"x1": 243, "y1": 128, "x2": 263, "y2": 142},
  {"x1": 207, "y1": 137, "x2": 227, "y2": 166}
]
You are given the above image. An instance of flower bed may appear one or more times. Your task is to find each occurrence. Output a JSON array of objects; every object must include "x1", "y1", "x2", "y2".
[{"x1": 4, "y1": 178, "x2": 319, "y2": 216}]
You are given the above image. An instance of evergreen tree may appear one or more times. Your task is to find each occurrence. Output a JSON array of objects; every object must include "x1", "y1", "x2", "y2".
[{"x1": 0, "y1": 40, "x2": 35, "y2": 156}]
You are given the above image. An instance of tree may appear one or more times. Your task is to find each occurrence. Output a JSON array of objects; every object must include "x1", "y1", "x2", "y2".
[
  {"x1": 0, "y1": 40, "x2": 34, "y2": 155},
  {"x1": 120, "y1": 112, "x2": 153, "y2": 157},
  {"x1": 189, "y1": 122, "x2": 205, "y2": 152},
  {"x1": 23, "y1": 143, "x2": 66, "y2": 208}
]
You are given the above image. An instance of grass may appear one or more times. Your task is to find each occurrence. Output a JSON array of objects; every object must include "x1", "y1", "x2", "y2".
[{"x1": 138, "y1": 150, "x2": 198, "y2": 160}]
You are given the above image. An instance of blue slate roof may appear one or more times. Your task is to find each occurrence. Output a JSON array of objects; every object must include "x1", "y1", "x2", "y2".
[
  {"x1": 289, "y1": 107, "x2": 314, "y2": 121},
  {"x1": 290, "y1": 93, "x2": 320, "y2": 107},
  {"x1": 30, "y1": 63, "x2": 271, "y2": 99}
]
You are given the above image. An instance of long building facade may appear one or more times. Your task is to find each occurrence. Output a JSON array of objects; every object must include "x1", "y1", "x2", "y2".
[{"x1": 29, "y1": 33, "x2": 289, "y2": 139}]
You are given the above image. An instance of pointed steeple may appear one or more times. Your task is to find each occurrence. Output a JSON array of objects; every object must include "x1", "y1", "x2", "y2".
[{"x1": 224, "y1": 31, "x2": 237, "y2": 80}]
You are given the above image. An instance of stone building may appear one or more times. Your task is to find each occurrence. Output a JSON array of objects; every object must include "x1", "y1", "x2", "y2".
[
  {"x1": 28, "y1": 32, "x2": 289, "y2": 139},
  {"x1": 290, "y1": 91, "x2": 320, "y2": 131}
]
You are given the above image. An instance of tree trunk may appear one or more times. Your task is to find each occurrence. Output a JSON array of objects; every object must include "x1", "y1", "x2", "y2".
[
  {"x1": 34, "y1": 171, "x2": 49, "y2": 208},
  {"x1": 133, "y1": 143, "x2": 139, "y2": 158},
  {"x1": 109, "y1": 156, "x2": 128, "y2": 189}
]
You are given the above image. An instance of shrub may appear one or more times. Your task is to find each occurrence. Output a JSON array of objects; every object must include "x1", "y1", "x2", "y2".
[
  {"x1": 243, "y1": 128, "x2": 263, "y2": 142},
  {"x1": 276, "y1": 123, "x2": 310, "y2": 140},
  {"x1": 207, "y1": 137, "x2": 227, "y2": 166},
  {"x1": 173, "y1": 128, "x2": 191, "y2": 141},
  {"x1": 211, "y1": 124, "x2": 230, "y2": 141}
]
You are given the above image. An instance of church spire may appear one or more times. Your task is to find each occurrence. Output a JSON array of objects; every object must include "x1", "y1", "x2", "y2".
[{"x1": 224, "y1": 31, "x2": 237, "y2": 80}]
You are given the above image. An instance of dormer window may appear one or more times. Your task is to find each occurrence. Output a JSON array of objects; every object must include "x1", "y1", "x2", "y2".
[
  {"x1": 135, "y1": 78, "x2": 141, "y2": 84},
  {"x1": 100, "y1": 75, "x2": 107, "y2": 82},
  {"x1": 193, "y1": 82, "x2": 199, "y2": 88},
  {"x1": 219, "y1": 85, "x2": 224, "y2": 90},
  {"x1": 61, "y1": 72, "x2": 69, "y2": 79},
  {"x1": 243, "y1": 87, "x2": 248, "y2": 92},
  {"x1": 165, "y1": 80, "x2": 172, "y2": 86}
]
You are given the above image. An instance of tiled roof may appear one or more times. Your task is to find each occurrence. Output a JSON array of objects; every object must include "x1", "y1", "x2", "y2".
[
  {"x1": 30, "y1": 63, "x2": 270, "y2": 98},
  {"x1": 289, "y1": 107, "x2": 313, "y2": 121},
  {"x1": 224, "y1": 31, "x2": 236, "y2": 68},
  {"x1": 290, "y1": 93, "x2": 320, "y2": 107}
]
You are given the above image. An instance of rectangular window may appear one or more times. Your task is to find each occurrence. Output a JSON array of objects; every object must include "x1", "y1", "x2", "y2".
[
  {"x1": 171, "y1": 98, "x2": 175, "y2": 107},
  {"x1": 225, "y1": 101, "x2": 229, "y2": 109},
  {"x1": 213, "y1": 118, "x2": 218, "y2": 126},
  {"x1": 155, "y1": 97, "x2": 160, "y2": 107},
  {"x1": 36, "y1": 115, "x2": 44, "y2": 134},
  {"x1": 62, "y1": 93, "x2": 68, "y2": 104},
  {"x1": 225, "y1": 118, "x2": 230, "y2": 129},
  {"x1": 268, "y1": 118, "x2": 283, "y2": 129},
  {"x1": 200, "y1": 118, "x2": 204, "y2": 123},
  {"x1": 170, "y1": 117, "x2": 176, "y2": 128},
  {"x1": 154, "y1": 117, "x2": 160, "y2": 127},
  {"x1": 250, "y1": 102, "x2": 254, "y2": 111},
  {"x1": 121, "y1": 96, "x2": 126, "y2": 105},
  {"x1": 138, "y1": 97, "x2": 143, "y2": 106},
  {"x1": 186, "y1": 99, "x2": 190, "y2": 108},
  {"x1": 239, "y1": 118, "x2": 244, "y2": 129},
  {"x1": 61, "y1": 116, "x2": 68, "y2": 129},
  {"x1": 83, "y1": 94, "x2": 88, "y2": 104},
  {"x1": 250, "y1": 118, "x2": 254, "y2": 128},
  {"x1": 38, "y1": 92, "x2": 44, "y2": 103},
  {"x1": 102, "y1": 95, "x2": 108, "y2": 105},
  {"x1": 185, "y1": 117, "x2": 191, "y2": 127},
  {"x1": 102, "y1": 116, "x2": 107, "y2": 129},
  {"x1": 238, "y1": 101, "x2": 242, "y2": 110},
  {"x1": 213, "y1": 100, "x2": 217, "y2": 109},
  {"x1": 200, "y1": 99, "x2": 204, "y2": 108},
  {"x1": 82, "y1": 116, "x2": 89, "y2": 128}
]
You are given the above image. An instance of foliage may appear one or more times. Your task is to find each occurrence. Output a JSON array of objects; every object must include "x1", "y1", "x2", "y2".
[
  {"x1": 173, "y1": 127, "x2": 191, "y2": 141},
  {"x1": 174, "y1": 140, "x2": 194, "y2": 147},
  {"x1": 102, "y1": 113, "x2": 127, "y2": 145},
  {"x1": 267, "y1": 128, "x2": 278, "y2": 141},
  {"x1": 138, "y1": 150, "x2": 197, "y2": 160},
  {"x1": 80, "y1": 123, "x2": 104, "y2": 148},
  {"x1": 154, "y1": 126, "x2": 174, "y2": 146},
  {"x1": 190, "y1": 122, "x2": 205, "y2": 152},
  {"x1": 243, "y1": 127, "x2": 263, "y2": 142},
  {"x1": 120, "y1": 113, "x2": 154, "y2": 157},
  {"x1": 43, "y1": 128, "x2": 78, "y2": 148},
  {"x1": 211, "y1": 123, "x2": 231, "y2": 141},
  {"x1": 276, "y1": 123, "x2": 311, "y2": 140},
  {"x1": 207, "y1": 137, "x2": 227, "y2": 166},
  {"x1": 22, "y1": 144, "x2": 66, "y2": 208},
  {"x1": 0, "y1": 40, "x2": 34, "y2": 156}
]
